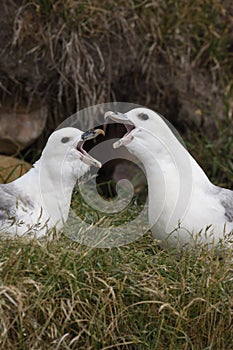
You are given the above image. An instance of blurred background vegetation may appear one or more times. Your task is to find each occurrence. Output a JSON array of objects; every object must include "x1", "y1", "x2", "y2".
[
  {"x1": 0, "y1": 1, "x2": 233, "y2": 179},
  {"x1": 1, "y1": 2, "x2": 232, "y2": 112},
  {"x1": 0, "y1": 0, "x2": 233, "y2": 184}
]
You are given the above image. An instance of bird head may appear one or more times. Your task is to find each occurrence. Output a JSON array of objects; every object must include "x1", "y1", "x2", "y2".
[
  {"x1": 104, "y1": 107, "x2": 184, "y2": 163},
  {"x1": 104, "y1": 108, "x2": 165, "y2": 151},
  {"x1": 41, "y1": 127, "x2": 105, "y2": 181}
]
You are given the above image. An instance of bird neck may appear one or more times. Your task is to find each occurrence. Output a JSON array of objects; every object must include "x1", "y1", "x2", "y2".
[
  {"x1": 38, "y1": 157, "x2": 77, "y2": 226},
  {"x1": 130, "y1": 131, "x2": 212, "y2": 232},
  {"x1": 16, "y1": 158, "x2": 76, "y2": 228}
]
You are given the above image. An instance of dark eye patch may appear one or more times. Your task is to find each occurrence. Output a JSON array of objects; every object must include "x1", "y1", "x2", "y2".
[
  {"x1": 137, "y1": 113, "x2": 149, "y2": 120},
  {"x1": 61, "y1": 137, "x2": 70, "y2": 143}
]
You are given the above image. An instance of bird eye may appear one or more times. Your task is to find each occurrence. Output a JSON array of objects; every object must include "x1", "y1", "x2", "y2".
[
  {"x1": 61, "y1": 137, "x2": 70, "y2": 143},
  {"x1": 137, "y1": 113, "x2": 149, "y2": 120}
]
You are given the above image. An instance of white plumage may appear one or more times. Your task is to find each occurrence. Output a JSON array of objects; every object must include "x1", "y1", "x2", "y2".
[
  {"x1": 0, "y1": 127, "x2": 103, "y2": 237},
  {"x1": 105, "y1": 108, "x2": 233, "y2": 249}
]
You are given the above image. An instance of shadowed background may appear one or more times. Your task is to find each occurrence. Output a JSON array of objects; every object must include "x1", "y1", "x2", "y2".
[{"x1": 0, "y1": 0, "x2": 233, "y2": 187}]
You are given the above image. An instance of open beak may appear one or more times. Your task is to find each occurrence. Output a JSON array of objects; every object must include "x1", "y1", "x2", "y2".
[
  {"x1": 104, "y1": 111, "x2": 135, "y2": 148},
  {"x1": 104, "y1": 111, "x2": 130, "y2": 122},
  {"x1": 81, "y1": 128, "x2": 105, "y2": 141},
  {"x1": 77, "y1": 128, "x2": 105, "y2": 168}
]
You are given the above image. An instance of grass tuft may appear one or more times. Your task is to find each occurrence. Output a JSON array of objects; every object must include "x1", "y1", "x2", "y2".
[{"x1": 0, "y1": 234, "x2": 232, "y2": 349}]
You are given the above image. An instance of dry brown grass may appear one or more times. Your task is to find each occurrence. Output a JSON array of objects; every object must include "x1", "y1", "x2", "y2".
[{"x1": 1, "y1": 0, "x2": 232, "y2": 130}]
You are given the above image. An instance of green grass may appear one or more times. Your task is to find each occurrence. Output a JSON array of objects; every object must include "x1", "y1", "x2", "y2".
[
  {"x1": 0, "y1": 234, "x2": 232, "y2": 349},
  {"x1": 0, "y1": 129, "x2": 233, "y2": 350},
  {"x1": 186, "y1": 113, "x2": 233, "y2": 189},
  {"x1": 2, "y1": 124, "x2": 233, "y2": 349},
  {"x1": 1, "y1": 129, "x2": 233, "y2": 349}
]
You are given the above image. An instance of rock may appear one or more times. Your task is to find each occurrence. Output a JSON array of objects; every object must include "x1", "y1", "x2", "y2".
[
  {"x1": 0, "y1": 155, "x2": 31, "y2": 183},
  {"x1": 0, "y1": 100, "x2": 47, "y2": 155}
]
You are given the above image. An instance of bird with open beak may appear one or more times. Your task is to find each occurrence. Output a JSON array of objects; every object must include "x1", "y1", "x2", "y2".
[
  {"x1": 0, "y1": 127, "x2": 104, "y2": 237},
  {"x1": 105, "y1": 108, "x2": 233, "y2": 250}
]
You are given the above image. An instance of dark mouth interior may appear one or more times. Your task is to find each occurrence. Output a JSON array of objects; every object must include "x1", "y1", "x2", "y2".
[{"x1": 77, "y1": 122, "x2": 135, "y2": 155}]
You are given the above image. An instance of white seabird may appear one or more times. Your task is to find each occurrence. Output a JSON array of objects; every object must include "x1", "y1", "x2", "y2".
[
  {"x1": 105, "y1": 108, "x2": 233, "y2": 249},
  {"x1": 0, "y1": 127, "x2": 104, "y2": 237}
]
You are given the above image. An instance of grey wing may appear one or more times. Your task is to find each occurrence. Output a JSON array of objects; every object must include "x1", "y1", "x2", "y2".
[
  {"x1": 218, "y1": 187, "x2": 233, "y2": 223},
  {"x1": 0, "y1": 183, "x2": 19, "y2": 221}
]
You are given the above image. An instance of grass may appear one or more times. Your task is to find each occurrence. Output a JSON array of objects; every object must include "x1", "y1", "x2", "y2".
[
  {"x1": 2, "y1": 130, "x2": 233, "y2": 349},
  {"x1": 0, "y1": 162, "x2": 30, "y2": 184},
  {"x1": 0, "y1": 180, "x2": 233, "y2": 349},
  {"x1": 0, "y1": 233, "x2": 232, "y2": 349},
  {"x1": 2, "y1": 141, "x2": 233, "y2": 349},
  {"x1": 186, "y1": 112, "x2": 233, "y2": 189},
  {"x1": 2, "y1": 0, "x2": 232, "y2": 128}
]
